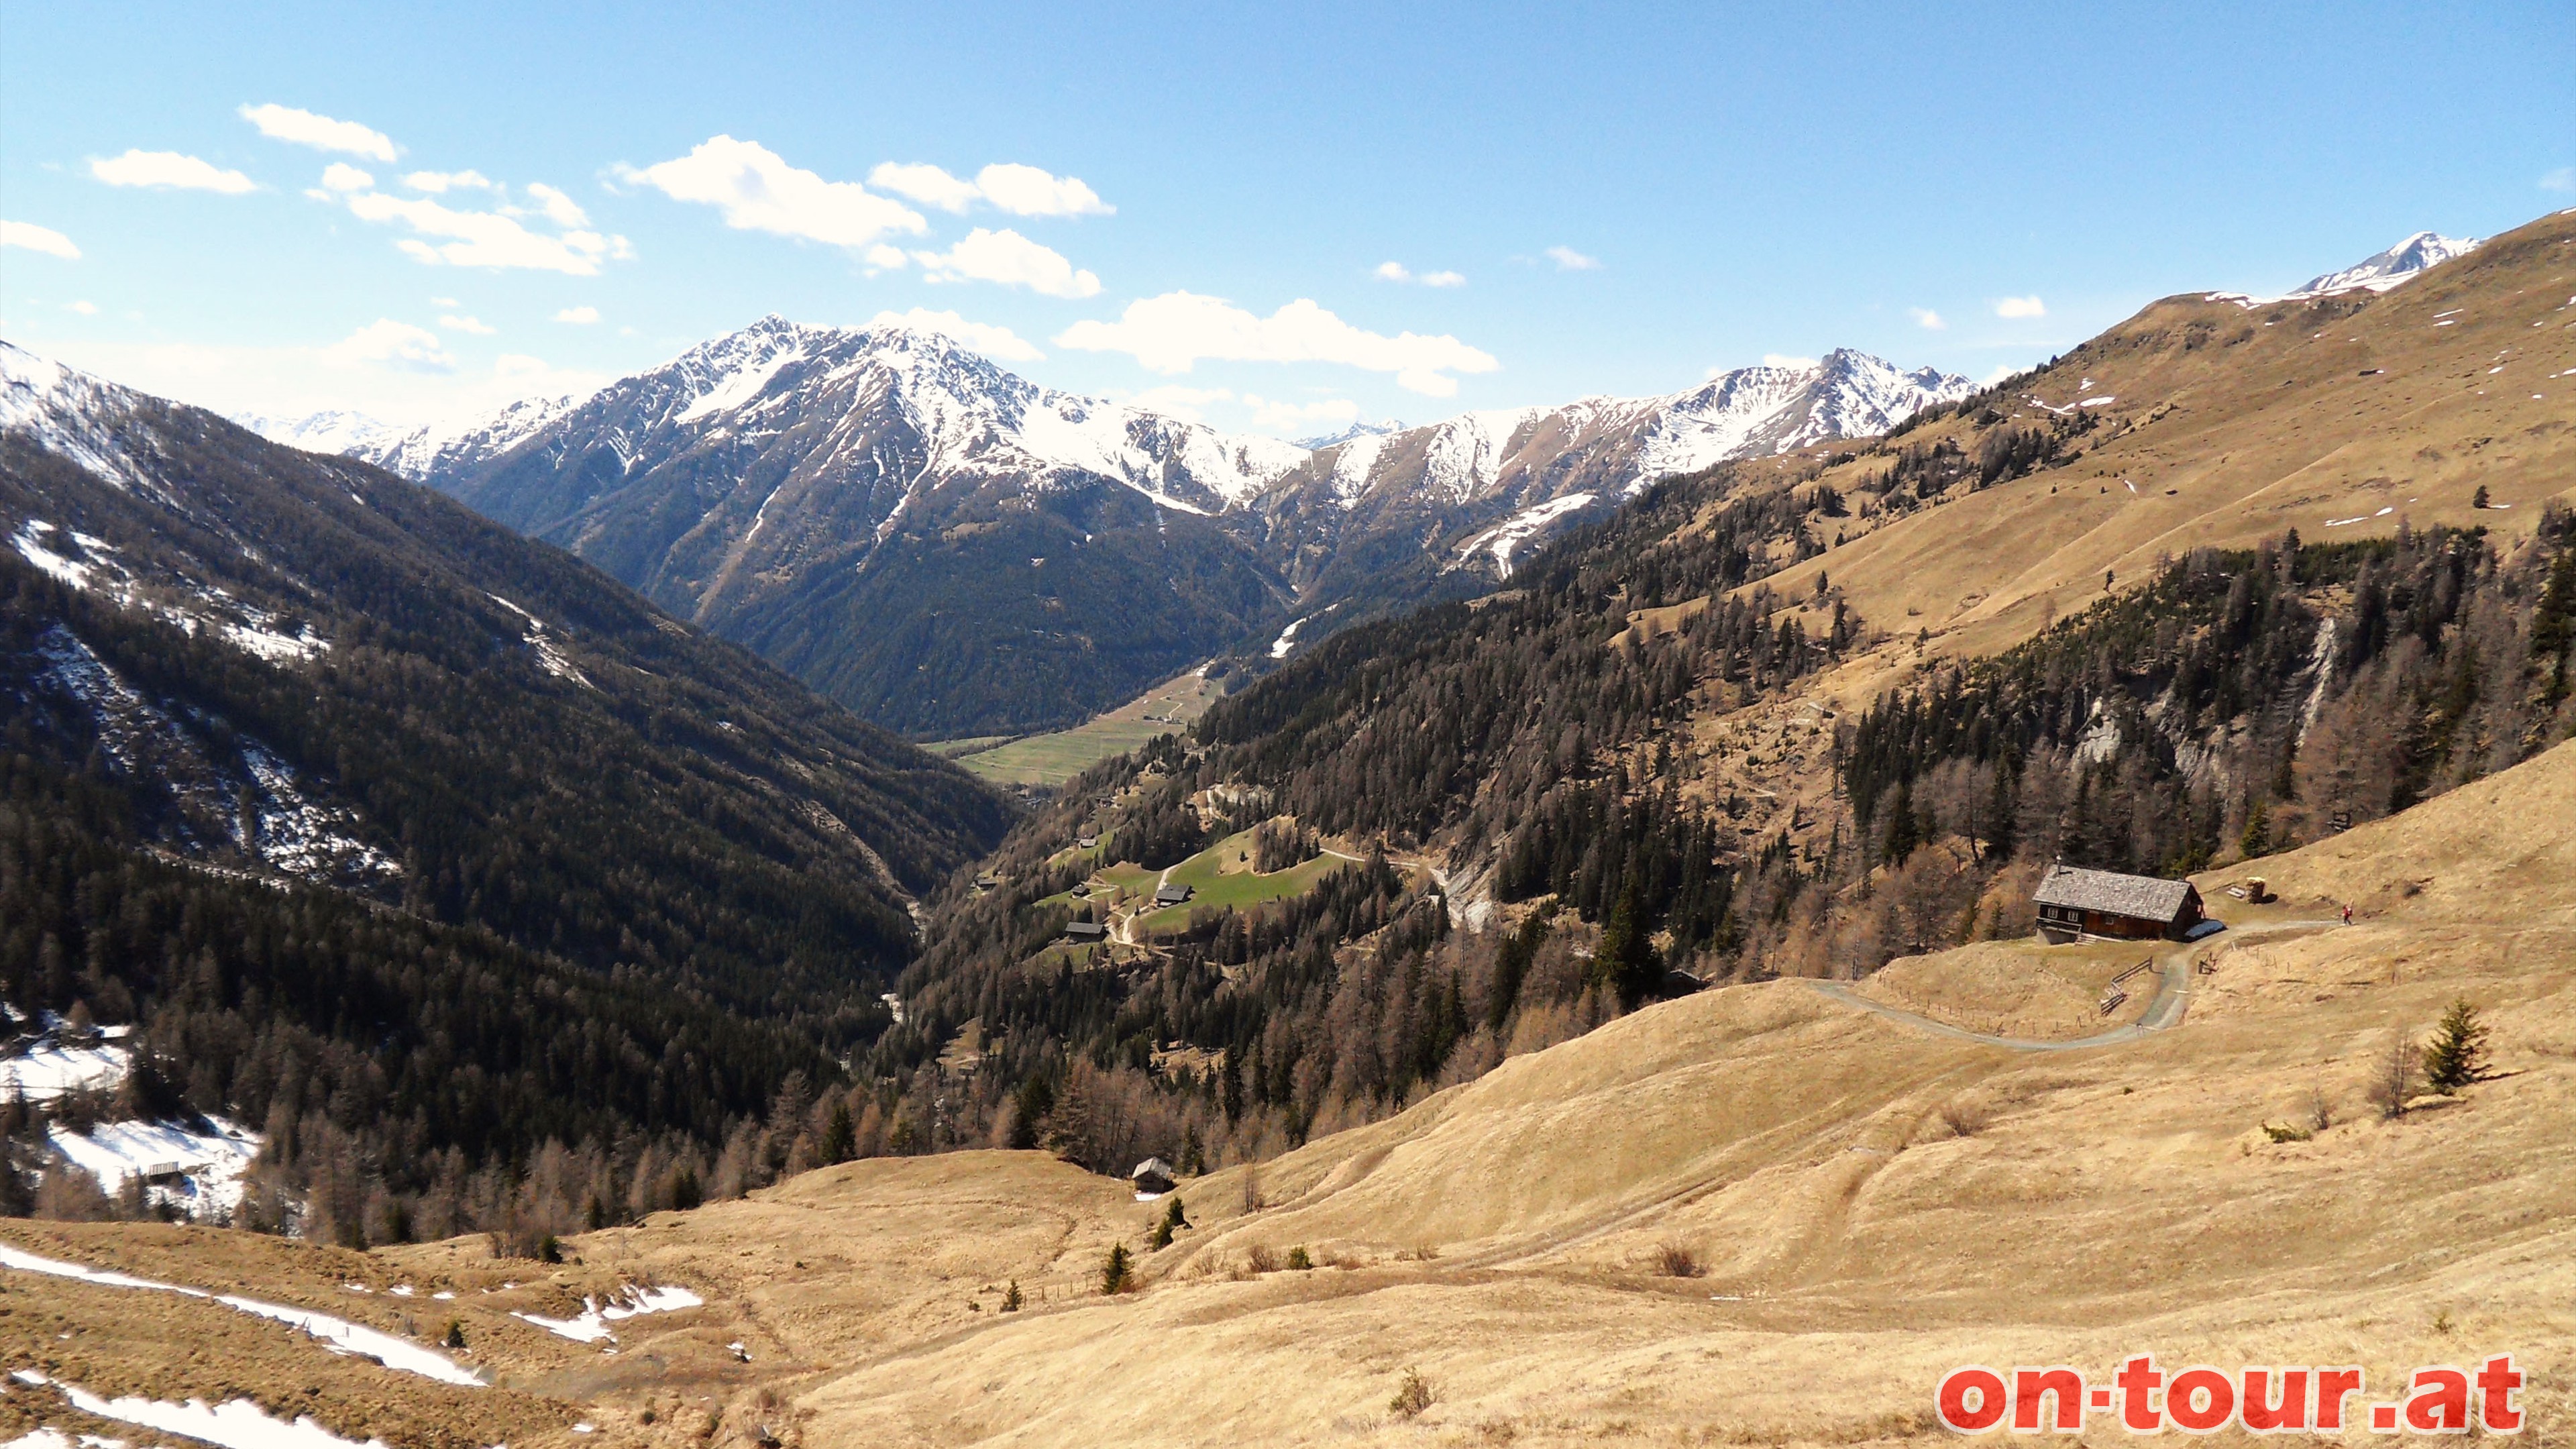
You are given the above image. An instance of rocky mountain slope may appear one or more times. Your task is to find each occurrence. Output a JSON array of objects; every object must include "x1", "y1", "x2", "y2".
[{"x1": 250, "y1": 321, "x2": 1966, "y2": 737}]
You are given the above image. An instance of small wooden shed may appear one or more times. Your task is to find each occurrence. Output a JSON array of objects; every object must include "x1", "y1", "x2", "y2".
[
  {"x1": 1130, "y1": 1157, "x2": 1177, "y2": 1195},
  {"x1": 1064, "y1": 920, "x2": 1109, "y2": 943},
  {"x1": 2032, "y1": 864, "x2": 2206, "y2": 943},
  {"x1": 1153, "y1": 881, "x2": 1193, "y2": 908}
]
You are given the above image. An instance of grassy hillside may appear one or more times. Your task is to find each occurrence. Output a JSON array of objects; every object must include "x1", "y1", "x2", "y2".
[
  {"x1": 6, "y1": 737, "x2": 2567, "y2": 1445},
  {"x1": 1755, "y1": 207, "x2": 2576, "y2": 664}
]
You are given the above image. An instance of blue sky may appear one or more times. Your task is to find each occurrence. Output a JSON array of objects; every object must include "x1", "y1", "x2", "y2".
[{"x1": 4, "y1": 2, "x2": 2570, "y2": 431}]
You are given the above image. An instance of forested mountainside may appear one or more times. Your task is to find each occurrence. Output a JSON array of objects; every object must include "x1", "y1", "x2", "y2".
[
  {"x1": 0, "y1": 344, "x2": 1012, "y2": 1240},
  {"x1": 854, "y1": 464, "x2": 1862, "y2": 1170},
  {"x1": 339, "y1": 319, "x2": 1964, "y2": 739},
  {"x1": 846, "y1": 372, "x2": 2574, "y2": 1183}
]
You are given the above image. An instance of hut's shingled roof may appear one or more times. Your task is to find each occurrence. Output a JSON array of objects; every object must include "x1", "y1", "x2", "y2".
[{"x1": 2032, "y1": 865, "x2": 2195, "y2": 921}]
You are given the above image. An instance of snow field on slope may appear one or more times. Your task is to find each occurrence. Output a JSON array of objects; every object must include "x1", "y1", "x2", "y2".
[
  {"x1": 0, "y1": 1246, "x2": 482, "y2": 1388},
  {"x1": 11, "y1": 1371, "x2": 390, "y2": 1449},
  {"x1": 511, "y1": 1284, "x2": 706, "y2": 1344}
]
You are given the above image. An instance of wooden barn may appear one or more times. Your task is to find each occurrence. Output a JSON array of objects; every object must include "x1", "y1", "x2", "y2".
[
  {"x1": 1154, "y1": 881, "x2": 1193, "y2": 908},
  {"x1": 2032, "y1": 864, "x2": 2206, "y2": 943},
  {"x1": 1063, "y1": 920, "x2": 1109, "y2": 943}
]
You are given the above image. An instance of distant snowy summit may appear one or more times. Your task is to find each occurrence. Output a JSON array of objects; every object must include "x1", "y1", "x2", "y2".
[
  {"x1": 2286, "y1": 231, "x2": 2481, "y2": 299},
  {"x1": 238, "y1": 392, "x2": 581, "y2": 481},
  {"x1": 240, "y1": 315, "x2": 1964, "y2": 519},
  {"x1": 197, "y1": 317, "x2": 1970, "y2": 735}
]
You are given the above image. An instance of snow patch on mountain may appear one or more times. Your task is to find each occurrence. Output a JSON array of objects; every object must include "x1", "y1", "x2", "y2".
[
  {"x1": 48, "y1": 1116, "x2": 263, "y2": 1219},
  {"x1": 2289, "y1": 231, "x2": 2481, "y2": 299},
  {"x1": 1460, "y1": 492, "x2": 1597, "y2": 578},
  {"x1": 488, "y1": 593, "x2": 594, "y2": 688},
  {"x1": 1633, "y1": 350, "x2": 1974, "y2": 489},
  {"x1": 1, "y1": 341, "x2": 168, "y2": 499},
  {"x1": 13, "y1": 519, "x2": 328, "y2": 663},
  {"x1": 513, "y1": 1285, "x2": 706, "y2": 1344}
]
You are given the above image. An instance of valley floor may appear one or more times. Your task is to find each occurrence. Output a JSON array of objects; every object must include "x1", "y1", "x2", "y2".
[{"x1": 3, "y1": 745, "x2": 2572, "y2": 1447}]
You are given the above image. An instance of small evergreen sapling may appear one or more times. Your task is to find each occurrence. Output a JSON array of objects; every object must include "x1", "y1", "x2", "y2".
[
  {"x1": 2422, "y1": 1000, "x2": 2489, "y2": 1093},
  {"x1": 1101, "y1": 1242, "x2": 1133, "y2": 1295},
  {"x1": 1150, "y1": 1194, "x2": 1187, "y2": 1250}
]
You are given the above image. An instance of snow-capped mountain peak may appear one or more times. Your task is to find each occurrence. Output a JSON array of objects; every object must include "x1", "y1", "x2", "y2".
[{"x1": 2288, "y1": 231, "x2": 2481, "y2": 299}]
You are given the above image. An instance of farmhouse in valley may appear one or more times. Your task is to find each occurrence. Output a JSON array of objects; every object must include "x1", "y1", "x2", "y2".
[
  {"x1": 1154, "y1": 881, "x2": 1193, "y2": 908},
  {"x1": 1063, "y1": 920, "x2": 1109, "y2": 943},
  {"x1": 2032, "y1": 864, "x2": 2207, "y2": 943}
]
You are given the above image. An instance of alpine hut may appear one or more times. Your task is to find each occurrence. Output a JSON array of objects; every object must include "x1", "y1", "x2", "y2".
[{"x1": 2032, "y1": 864, "x2": 2206, "y2": 943}]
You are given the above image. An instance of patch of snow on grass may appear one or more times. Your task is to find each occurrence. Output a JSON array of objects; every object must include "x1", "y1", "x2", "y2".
[
  {"x1": 0, "y1": 1248, "x2": 482, "y2": 1388},
  {"x1": 46, "y1": 1375, "x2": 392, "y2": 1449},
  {"x1": 511, "y1": 1285, "x2": 705, "y2": 1344}
]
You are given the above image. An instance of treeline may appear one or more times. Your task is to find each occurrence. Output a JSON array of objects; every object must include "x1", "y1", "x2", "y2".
[{"x1": 1728, "y1": 514, "x2": 2576, "y2": 979}]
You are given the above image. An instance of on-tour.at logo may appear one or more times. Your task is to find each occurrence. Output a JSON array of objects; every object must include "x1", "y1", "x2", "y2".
[{"x1": 1936, "y1": 1354, "x2": 2524, "y2": 1434}]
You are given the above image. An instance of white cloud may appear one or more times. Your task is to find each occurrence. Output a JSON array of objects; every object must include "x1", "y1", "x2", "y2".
[
  {"x1": 403, "y1": 170, "x2": 493, "y2": 193},
  {"x1": 521, "y1": 182, "x2": 588, "y2": 228},
  {"x1": 346, "y1": 191, "x2": 629, "y2": 274},
  {"x1": 90, "y1": 150, "x2": 257, "y2": 194},
  {"x1": 1122, "y1": 384, "x2": 1233, "y2": 423},
  {"x1": 553, "y1": 305, "x2": 600, "y2": 324},
  {"x1": 1980, "y1": 364, "x2": 2024, "y2": 385},
  {"x1": 325, "y1": 319, "x2": 453, "y2": 372},
  {"x1": 238, "y1": 103, "x2": 397, "y2": 162},
  {"x1": 869, "y1": 162, "x2": 981, "y2": 213},
  {"x1": 864, "y1": 243, "x2": 908, "y2": 270},
  {"x1": 1762, "y1": 354, "x2": 1819, "y2": 370},
  {"x1": 869, "y1": 307, "x2": 1044, "y2": 362},
  {"x1": 1994, "y1": 295, "x2": 2047, "y2": 319},
  {"x1": 2542, "y1": 167, "x2": 2575, "y2": 193},
  {"x1": 973, "y1": 163, "x2": 1111, "y2": 217},
  {"x1": 617, "y1": 136, "x2": 924, "y2": 249},
  {"x1": 913, "y1": 227, "x2": 1100, "y2": 298},
  {"x1": 1377, "y1": 261, "x2": 1466, "y2": 288},
  {"x1": 1242, "y1": 393, "x2": 1362, "y2": 430},
  {"x1": 867, "y1": 160, "x2": 1112, "y2": 218},
  {"x1": 320, "y1": 163, "x2": 374, "y2": 193},
  {"x1": 1907, "y1": 307, "x2": 1946, "y2": 330},
  {"x1": 1544, "y1": 246, "x2": 1601, "y2": 271},
  {"x1": 1, "y1": 220, "x2": 80, "y2": 259},
  {"x1": 1057, "y1": 292, "x2": 1500, "y2": 396},
  {"x1": 438, "y1": 313, "x2": 494, "y2": 334},
  {"x1": 66, "y1": 301, "x2": 98, "y2": 315}
]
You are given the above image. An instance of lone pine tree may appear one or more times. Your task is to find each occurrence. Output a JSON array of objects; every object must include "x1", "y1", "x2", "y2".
[{"x1": 2422, "y1": 1000, "x2": 2490, "y2": 1093}]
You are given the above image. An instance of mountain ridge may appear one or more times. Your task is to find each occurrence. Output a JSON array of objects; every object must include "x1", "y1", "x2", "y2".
[{"x1": 227, "y1": 321, "x2": 1962, "y2": 736}]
